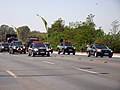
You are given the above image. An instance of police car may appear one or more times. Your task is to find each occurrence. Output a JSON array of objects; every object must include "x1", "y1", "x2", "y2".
[
  {"x1": 28, "y1": 41, "x2": 50, "y2": 57},
  {"x1": 57, "y1": 40, "x2": 76, "y2": 55},
  {"x1": 87, "y1": 42, "x2": 113, "y2": 58}
]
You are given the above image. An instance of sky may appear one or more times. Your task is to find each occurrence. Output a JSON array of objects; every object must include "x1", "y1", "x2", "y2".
[{"x1": 0, "y1": 0, "x2": 120, "y2": 33}]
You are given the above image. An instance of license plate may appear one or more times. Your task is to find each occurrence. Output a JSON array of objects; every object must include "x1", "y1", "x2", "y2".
[
  {"x1": 69, "y1": 49, "x2": 72, "y2": 51},
  {"x1": 104, "y1": 53, "x2": 109, "y2": 55},
  {"x1": 40, "y1": 52, "x2": 45, "y2": 53},
  {"x1": 5, "y1": 48, "x2": 8, "y2": 50}
]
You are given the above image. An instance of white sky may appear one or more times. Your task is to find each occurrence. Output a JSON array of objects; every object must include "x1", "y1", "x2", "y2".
[{"x1": 0, "y1": 0, "x2": 120, "y2": 33}]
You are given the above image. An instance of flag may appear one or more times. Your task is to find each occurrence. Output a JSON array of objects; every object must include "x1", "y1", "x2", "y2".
[
  {"x1": 15, "y1": 27, "x2": 19, "y2": 37},
  {"x1": 40, "y1": 16, "x2": 48, "y2": 31}
]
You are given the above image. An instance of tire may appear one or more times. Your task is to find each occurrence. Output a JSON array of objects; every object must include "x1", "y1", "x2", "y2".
[
  {"x1": 31, "y1": 52, "x2": 35, "y2": 57},
  {"x1": 87, "y1": 52, "x2": 90, "y2": 57},
  {"x1": 28, "y1": 53, "x2": 31, "y2": 56},
  {"x1": 68, "y1": 53, "x2": 70, "y2": 55},
  {"x1": 58, "y1": 49, "x2": 60, "y2": 54},
  {"x1": 47, "y1": 53, "x2": 50, "y2": 57},
  {"x1": 73, "y1": 52, "x2": 75, "y2": 55},
  {"x1": 63, "y1": 49, "x2": 65, "y2": 54},
  {"x1": 100, "y1": 55, "x2": 103, "y2": 58},
  {"x1": 11, "y1": 50, "x2": 14, "y2": 54},
  {"x1": 9, "y1": 50, "x2": 11, "y2": 54},
  {"x1": 109, "y1": 55, "x2": 112, "y2": 58},
  {"x1": 94, "y1": 52, "x2": 98, "y2": 57}
]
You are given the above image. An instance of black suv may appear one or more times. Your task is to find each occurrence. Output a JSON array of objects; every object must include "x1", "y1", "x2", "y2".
[
  {"x1": 0, "y1": 42, "x2": 9, "y2": 53},
  {"x1": 9, "y1": 41, "x2": 26, "y2": 54},
  {"x1": 28, "y1": 42, "x2": 50, "y2": 57},
  {"x1": 44, "y1": 43, "x2": 53, "y2": 53},
  {"x1": 57, "y1": 41, "x2": 76, "y2": 55},
  {"x1": 87, "y1": 43, "x2": 113, "y2": 58}
]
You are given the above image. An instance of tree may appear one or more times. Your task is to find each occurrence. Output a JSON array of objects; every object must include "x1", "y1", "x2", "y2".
[
  {"x1": 17, "y1": 26, "x2": 30, "y2": 42},
  {"x1": 110, "y1": 20, "x2": 120, "y2": 34},
  {"x1": 0, "y1": 25, "x2": 15, "y2": 41}
]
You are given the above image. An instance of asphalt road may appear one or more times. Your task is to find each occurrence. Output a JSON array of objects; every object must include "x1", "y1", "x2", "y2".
[{"x1": 0, "y1": 52, "x2": 120, "y2": 90}]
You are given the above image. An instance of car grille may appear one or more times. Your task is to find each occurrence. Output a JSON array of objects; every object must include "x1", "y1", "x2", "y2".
[
  {"x1": 101, "y1": 50, "x2": 110, "y2": 53},
  {"x1": 38, "y1": 49, "x2": 46, "y2": 52}
]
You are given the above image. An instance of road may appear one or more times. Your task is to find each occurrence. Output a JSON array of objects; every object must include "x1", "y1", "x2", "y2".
[{"x1": 0, "y1": 52, "x2": 120, "y2": 90}]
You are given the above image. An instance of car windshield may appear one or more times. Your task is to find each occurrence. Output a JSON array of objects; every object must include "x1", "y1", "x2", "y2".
[
  {"x1": 2, "y1": 43, "x2": 9, "y2": 46},
  {"x1": 34, "y1": 43, "x2": 45, "y2": 48},
  {"x1": 95, "y1": 44, "x2": 108, "y2": 49},
  {"x1": 13, "y1": 42, "x2": 22, "y2": 46},
  {"x1": 64, "y1": 42, "x2": 72, "y2": 46},
  {"x1": 45, "y1": 44, "x2": 51, "y2": 47}
]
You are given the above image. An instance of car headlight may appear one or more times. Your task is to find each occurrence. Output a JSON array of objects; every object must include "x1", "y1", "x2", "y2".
[
  {"x1": 73, "y1": 46, "x2": 76, "y2": 49},
  {"x1": 1, "y1": 46, "x2": 4, "y2": 49},
  {"x1": 23, "y1": 46, "x2": 26, "y2": 49},
  {"x1": 34, "y1": 48, "x2": 38, "y2": 51},
  {"x1": 110, "y1": 49, "x2": 113, "y2": 53},
  {"x1": 97, "y1": 49, "x2": 101, "y2": 52},
  {"x1": 13, "y1": 46, "x2": 16, "y2": 49},
  {"x1": 64, "y1": 46, "x2": 67, "y2": 49}
]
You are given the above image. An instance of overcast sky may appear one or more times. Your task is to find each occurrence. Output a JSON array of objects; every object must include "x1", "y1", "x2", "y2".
[{"x1": 0, "y1": 0, "x2": 120, "y2": 33}]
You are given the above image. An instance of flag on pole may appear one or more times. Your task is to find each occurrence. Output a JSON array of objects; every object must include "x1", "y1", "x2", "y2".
[
  {"x1": 40, "y1": 16, "x2": 48, "y2": 31},
  {"x1": 36, "y1": 14, "x2": 48, "y2": 31},
  {"x1": 15, "y1": 27, "x2": 19, "y2": 37}
]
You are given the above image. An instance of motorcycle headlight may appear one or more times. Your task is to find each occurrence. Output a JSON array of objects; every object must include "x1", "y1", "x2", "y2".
[{"x1": 34, "y1": 48, "x2": 38, "y2": 51}]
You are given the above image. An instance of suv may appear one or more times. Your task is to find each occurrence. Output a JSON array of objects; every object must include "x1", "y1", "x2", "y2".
[
  {"x1": 9, "y1": 41, "x2": 26, "y2": 54},
  {"x1": 44, "y1": 43, "x2": 53, "y2": 53},
  {"x1": 57, "y1": 40, "x2": 76, "y2": 55},
  {"x1": 26, "y1": 37, "x2": 39, "y2": 47},
  {"x1": 28, "y1": 42, "x2": 50, "y2": 57},
  {"x1": 87, "y1": 42, "x2": 113, "y2": 58},
  {"x1": 0, "y1": 42, "x2": 9, "y2": 53}
]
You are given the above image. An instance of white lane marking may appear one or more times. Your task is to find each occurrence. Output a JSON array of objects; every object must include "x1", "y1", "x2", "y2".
[
  {"x1": 6, "y1": 71, "x2": 17, "y2": 78},
  {"x1": 43, "y1": 61, "x2": 55, "y2": 65},
  {"x1": 75, "y1": 68, "x2": 98, "y2": 74}
]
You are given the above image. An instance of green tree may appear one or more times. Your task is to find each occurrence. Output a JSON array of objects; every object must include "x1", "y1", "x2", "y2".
[{"x1": 17, "y1": 26, "x2": 30, "y2": 42}]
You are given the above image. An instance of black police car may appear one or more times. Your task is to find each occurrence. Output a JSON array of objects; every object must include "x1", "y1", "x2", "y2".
[
  {"x1": 9, "y1": 41, "x2": 26, "y2": 54},
  {"x1": 57, "y1": 40, "x2": 76, "y2": 55},
  {"x1": 28, "y1": 42, "x2": 50, "y2": 57},
  {"x1": 0, "y1": 42, "x2": 9, "y2": 53},
  {"x1": 87, "y1": 42, "x2": 113, "y2": 58},
  {"x1": 44, "y1": 43, "x2": 53, "y2": 53}
]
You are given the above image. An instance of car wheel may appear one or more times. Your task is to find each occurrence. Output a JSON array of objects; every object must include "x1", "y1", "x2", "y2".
[
  {"x1": 31, "y1": 52, "x2": 35, "y2": 57},
  {"x1": 100, "y1": 55, "x2": 103, "y2": 58},
  {"x1": 58, "y1": 49, "x2": 60, "y2": 54},
  {"x1": 11, "y1": 50, "x2": 14, "y2": 54},
  {"x1": 109, "y1": 55, "x2": 112, "y2": 58},
  {"x1": 63, "y1": 49, "x2": 65, "y2": 54},
  {"x1": 28, "y1": 52, "x2": 31, "y2": 56},
  {"x1": 87, "y1": 52, "x2": 90, "y2": 57},
  {"x1": 73, "y1": 52, "x2": 75, "y2": 55},
  {"x1": 9, "y1": 50, "x2": 11, "y2": 54},
  {"x1": 94, "y1": 52, "x2": 98, "y2": 57},
  {"x1": 47, "y1": 53, "x2": 50, "y2": 57}
]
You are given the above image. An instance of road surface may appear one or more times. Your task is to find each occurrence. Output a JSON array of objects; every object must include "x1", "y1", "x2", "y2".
[{"x1": 0, "y1": 52, "x2": 120, "y2": 90}]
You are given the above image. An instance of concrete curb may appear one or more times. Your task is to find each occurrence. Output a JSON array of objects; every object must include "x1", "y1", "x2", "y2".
[{"x1": 53, "y1": 51, "x2": 120, "y2": 58}]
